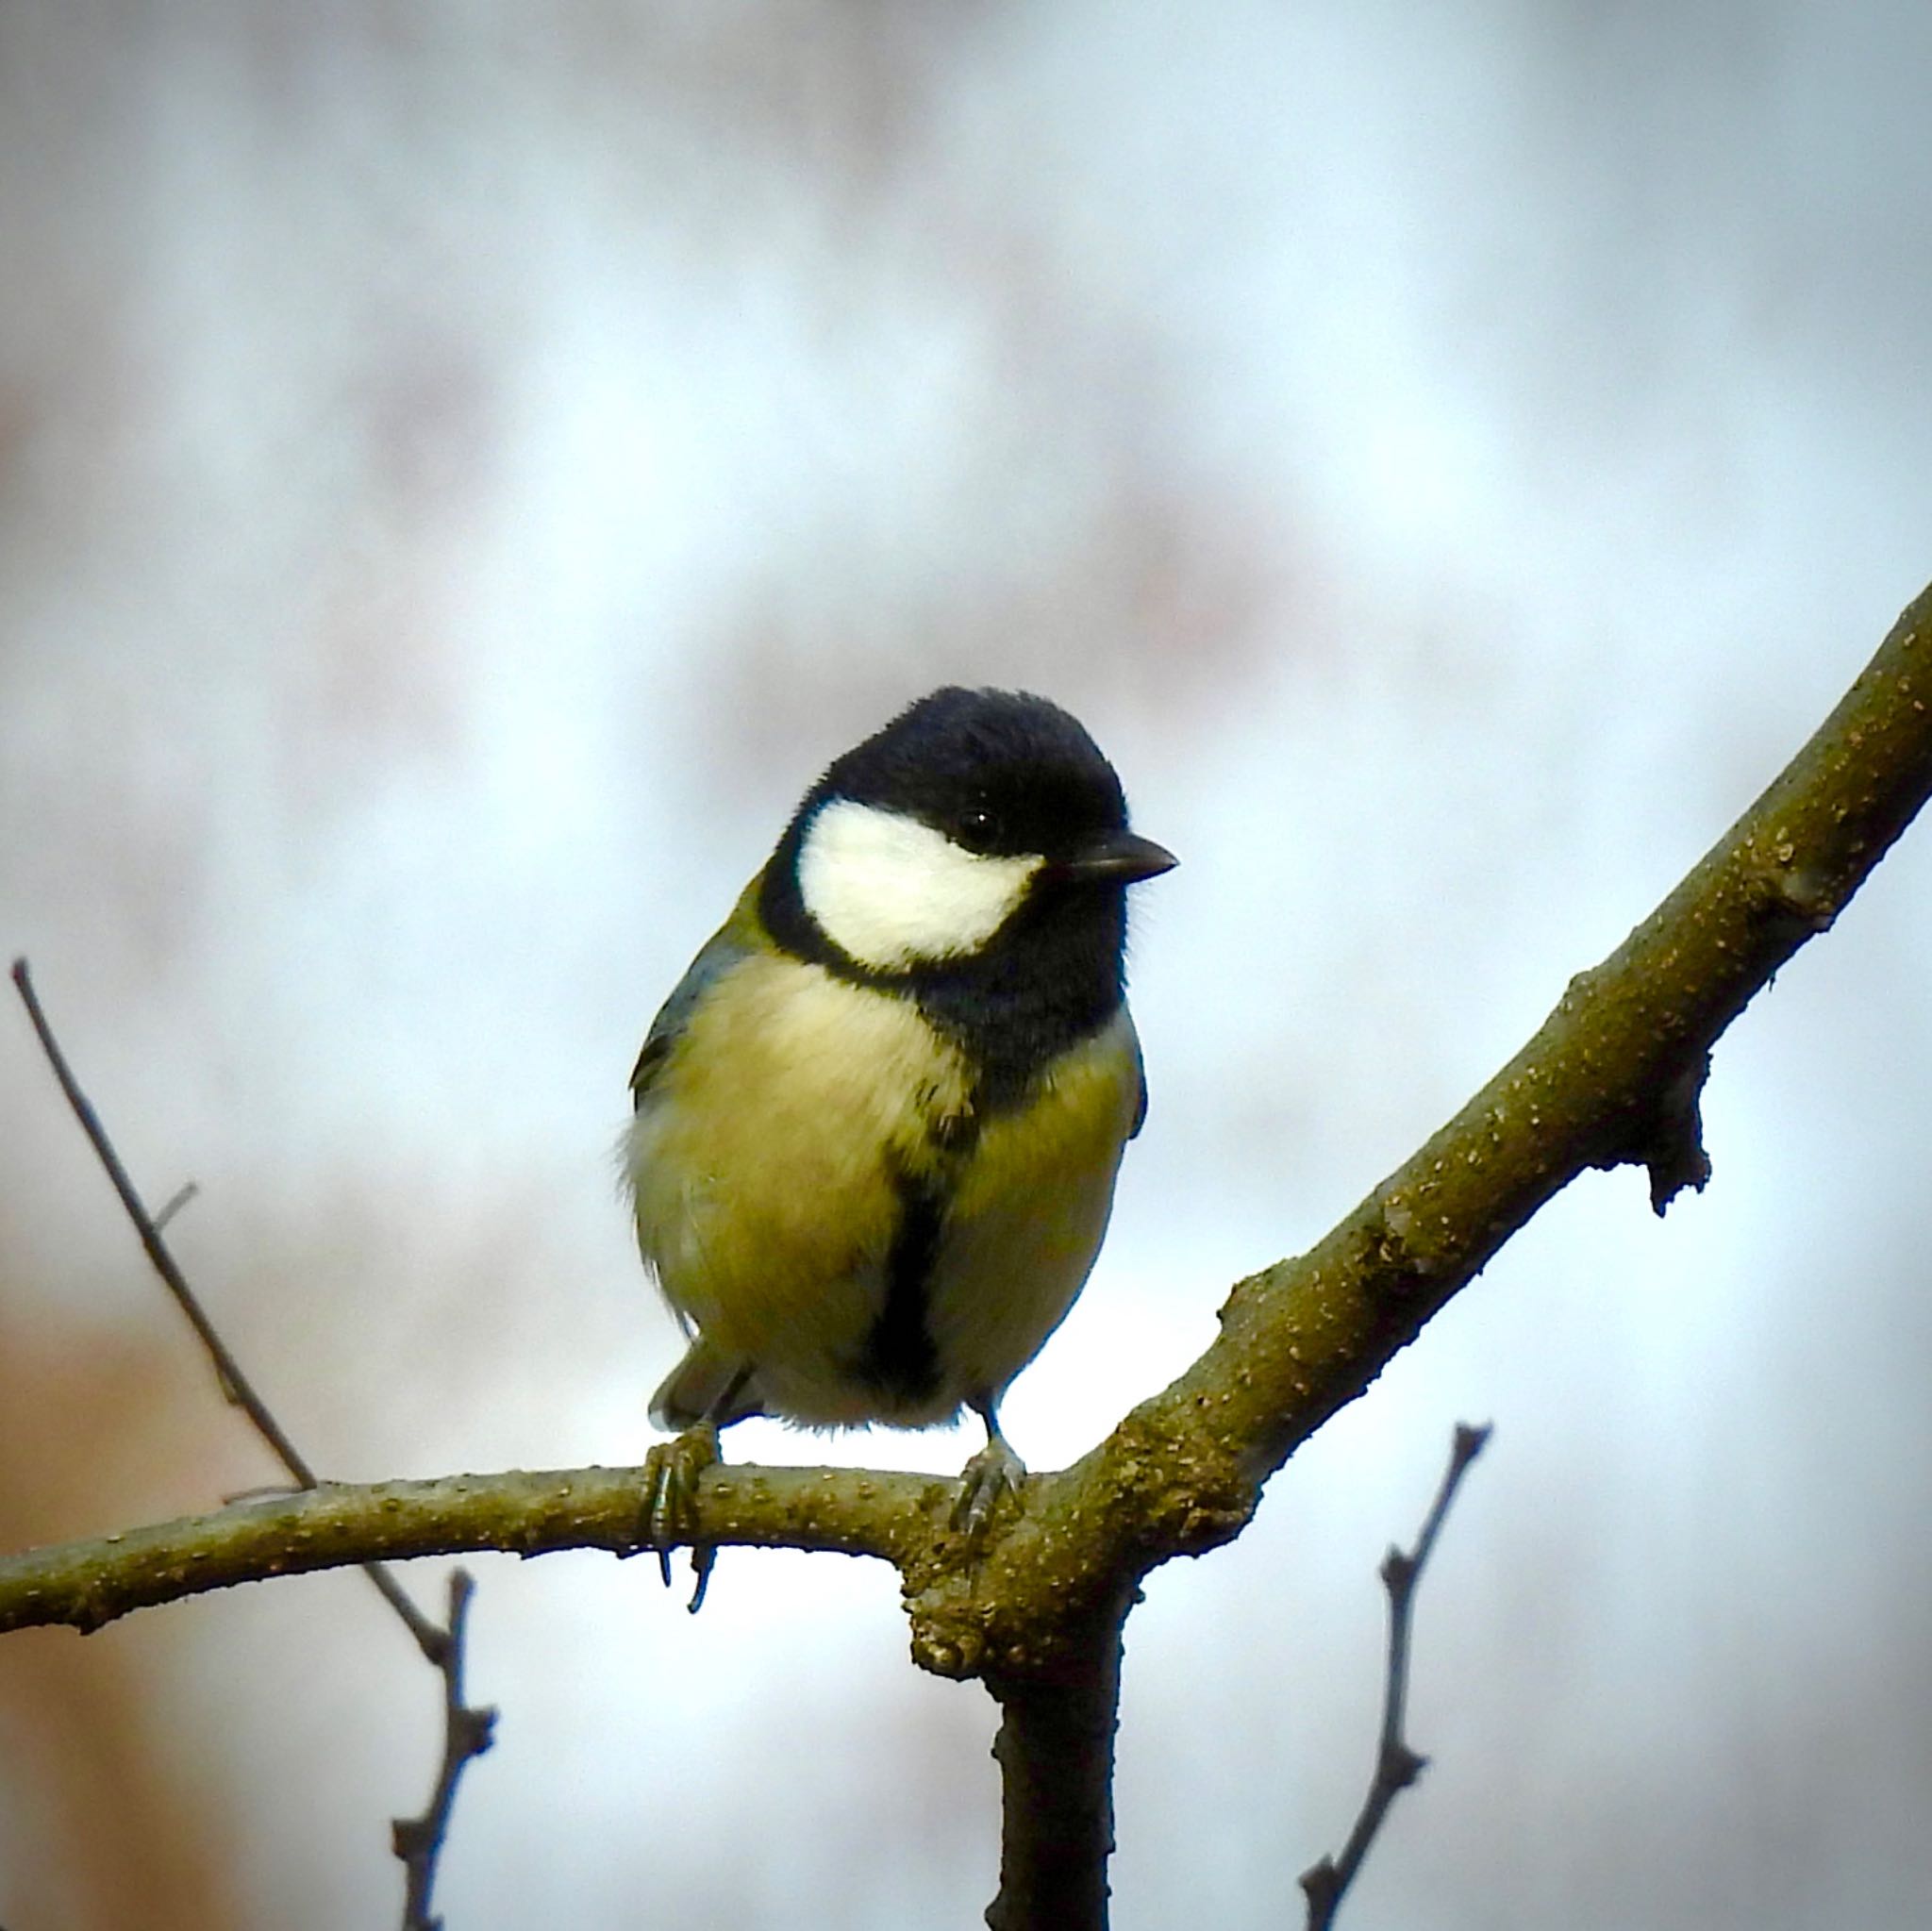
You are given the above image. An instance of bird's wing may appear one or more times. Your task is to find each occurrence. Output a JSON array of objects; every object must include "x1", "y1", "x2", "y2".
[
  {"x1": 629, "y1": 874, "x2": 767, "y2": 1110},
  {"x1": 1126, "y1": 1011, "x2": 1149, "y2": 1139},
  {"x1": 650, "y1": 1336, "x2": 766, "y2": 1432}
]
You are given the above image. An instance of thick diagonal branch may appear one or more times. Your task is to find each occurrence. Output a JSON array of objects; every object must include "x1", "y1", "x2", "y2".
[{"x1": 898, "y1": 583, "x2": 1932, "y2": 1673}]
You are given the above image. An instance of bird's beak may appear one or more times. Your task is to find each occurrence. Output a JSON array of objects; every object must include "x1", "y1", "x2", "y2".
[{"x1": 1053, "y1": 828, "x2": 1179, "y2": 886}]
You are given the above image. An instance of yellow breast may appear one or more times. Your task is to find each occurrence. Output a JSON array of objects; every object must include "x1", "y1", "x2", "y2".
[
  {"x1": 626, "y1": 952, "x2": 973, "y2": 1414},
  {"x1": 626, "y1": 951, "x2": 1142, "y2": 1429},
  {"x1": 921, "y1": 1007, "x2": 1142, "y2": 1405}
]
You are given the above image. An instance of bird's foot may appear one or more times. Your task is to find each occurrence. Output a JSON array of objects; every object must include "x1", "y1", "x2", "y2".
[
  {"x1": 639, "y1": 1421, "x2": 721, "y2": 1611},
  {"x1": 951, "y1": 1432, "x2": 1027, "y2": 1536}
]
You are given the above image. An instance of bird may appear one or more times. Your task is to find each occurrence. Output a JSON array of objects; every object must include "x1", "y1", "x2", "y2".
[{"x1": 624, "y1": 685, "x2": 1174, "y2": 1590}]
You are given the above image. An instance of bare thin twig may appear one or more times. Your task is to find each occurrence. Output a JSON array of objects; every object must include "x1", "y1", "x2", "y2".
[
  {"x1": 11, "y1": 957, "x2": 446, "y2": 1656},
  {"x1": 1301, "y1": 1421, "x2": 1491, "y2": 1929},
  {"x1": 10, "y1": 957, "x2": 492, "y2": 1926},
  {"x1": 392, "y1": 1568, "x2": 497, "y2": 1930},
  {"x1": 153, "y1": 1179, "x2": 200, "y2": 1233}
]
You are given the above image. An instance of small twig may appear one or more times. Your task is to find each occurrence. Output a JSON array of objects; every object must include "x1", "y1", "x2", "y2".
[
  {"x1": 9, "y1": 957, "x2": 447, "y2": 1661},
  {"x1": 153, "y1": 1178, "x2": 199, "y2": 1232},
  {"x1": 12, "y1": 957, "x2": 495, "y2": 1925},
  {"x1": 1301, "y1": 1421, "x2": 1491, "y2": 1929},
  {"x1": 392, "y1": 1568, "x2": 496, "y2": 1931}
]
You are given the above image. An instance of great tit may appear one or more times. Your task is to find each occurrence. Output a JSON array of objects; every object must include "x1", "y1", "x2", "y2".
[{"x1": 625, "y1": 686, "x2": 1174, "y2": 1559}]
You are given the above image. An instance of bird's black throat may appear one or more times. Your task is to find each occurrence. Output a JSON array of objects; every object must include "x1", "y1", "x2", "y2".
[
  {"x1": 858, "y1": 1159, "x2": 947, "y2": 1407},
  {"x1": 906, "y1": 882, "x2": 1127, "y2": 1110},
  {"x1": 759, "y1": 850, "x2": 1128, "y2": 1112}
]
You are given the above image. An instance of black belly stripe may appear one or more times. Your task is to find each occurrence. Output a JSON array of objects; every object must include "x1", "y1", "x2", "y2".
[{"x1": 858, "y1": 1163, "x2": 946, "y2": 1406}]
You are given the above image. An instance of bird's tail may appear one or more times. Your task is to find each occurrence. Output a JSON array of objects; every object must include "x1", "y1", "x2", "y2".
[{"x1": 650, "y1": 1340, "x2": 764, "y2": 1432}]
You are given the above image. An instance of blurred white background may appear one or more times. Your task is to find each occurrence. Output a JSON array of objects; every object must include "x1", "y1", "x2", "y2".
[{"x1": 3, "y1": 6, "x2": 1930, "y2": 1927}]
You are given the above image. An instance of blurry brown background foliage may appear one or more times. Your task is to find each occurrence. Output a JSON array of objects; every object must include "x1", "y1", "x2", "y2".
[{"x1": 4, "y1": 6, "x2": 1932, "y2": 1927}]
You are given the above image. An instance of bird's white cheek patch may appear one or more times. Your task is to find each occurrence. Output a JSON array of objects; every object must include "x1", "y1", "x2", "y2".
[{"x1": 798, "y1": 799, "x2": 1040, "y2": 971}]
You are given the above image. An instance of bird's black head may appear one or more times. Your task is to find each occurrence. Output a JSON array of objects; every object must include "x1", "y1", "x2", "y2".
[
  {"x1": 820, "y1": 685, "x2": 1129, "y2": 867},
  {"x1": 760, "y1": 687, "x2": 1174, "y2": 1096}
]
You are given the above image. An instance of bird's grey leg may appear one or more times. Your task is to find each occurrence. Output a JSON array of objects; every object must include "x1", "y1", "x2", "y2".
[
  {"x1": 640, "y1": 1364, "x2": 754, "y2": 1611},
  {"x1": 953, "y1": 1392, "x2": 1027, "y2": 1534}
]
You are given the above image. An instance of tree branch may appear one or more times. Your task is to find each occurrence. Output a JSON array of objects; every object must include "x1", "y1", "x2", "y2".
[
  {"x1": 0, "y1": 1464, "x2": 929, "y2": 1635},
  {"x1": 4, "y1": 585, "x2": 1931, "y2": 1925},
  {"x1": 895, "y1": 582, "x2": 1932, "y2": 1676},
  {"x1": 5, "y1": 588, "x2": 1932, "y2": 1648},
  {"x1": 984, "y1": 1597, "x2": 1129, "y2": 1931}
]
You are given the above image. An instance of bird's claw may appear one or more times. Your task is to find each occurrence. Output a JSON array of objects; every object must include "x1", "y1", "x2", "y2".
[
  {"x1": 951, "y1": 1432, "x2": 1026, "y2": 1536},
  {"x1": 640, "y1": 1422, "x2": 721, "y2": 1611}
]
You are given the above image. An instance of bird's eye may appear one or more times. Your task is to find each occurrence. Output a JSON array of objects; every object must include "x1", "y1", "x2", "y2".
[{"x1": 955, "y1": 806, "x2": 1002, "y2": 854}]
